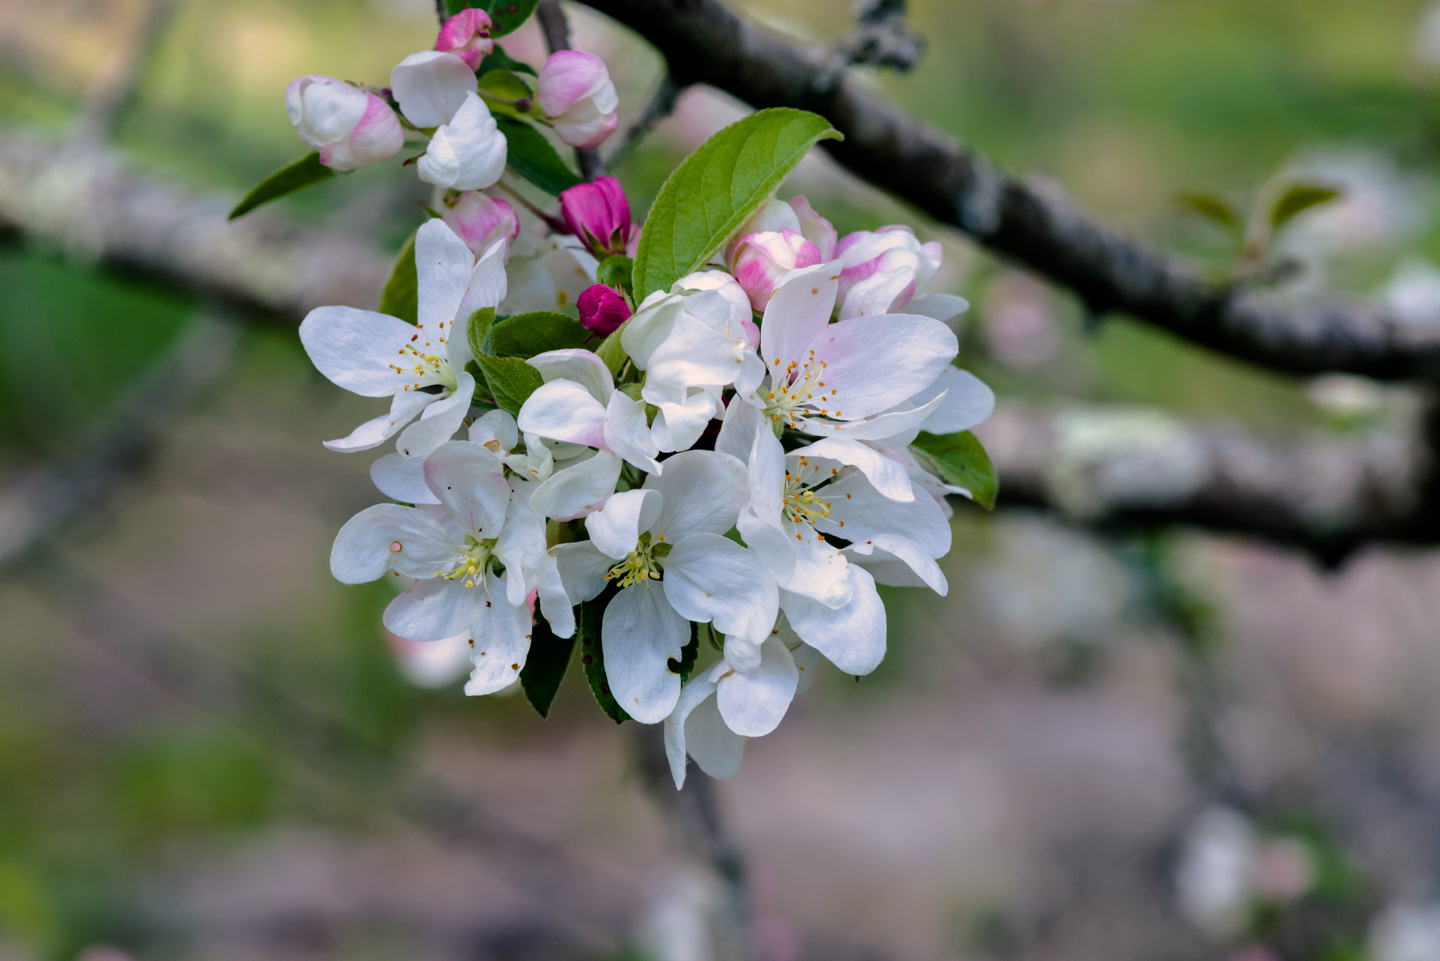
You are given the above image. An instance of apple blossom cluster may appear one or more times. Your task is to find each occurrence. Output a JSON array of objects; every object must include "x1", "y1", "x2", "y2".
[{"x1": 274, "y1": 7, "x2": 996, "y2": 789}]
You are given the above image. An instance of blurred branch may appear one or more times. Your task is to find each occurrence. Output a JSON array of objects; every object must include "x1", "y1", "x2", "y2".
[
  {"x1": 0, "y1": 315, "x2": 241, "y2": 574},
  {"x1": 80, "y1": 0, "x2": 179, "y2": 142},
  {"x1": 574, "y1": 0, "x2": 1440, "y2": 384},
  {"x1": 536, "y1": 0, "x2": 605, "y2": 182},
  {"x1": 603, "y1": 72, "x2": 685, "y2": 173},
  {"x1": 830, "y1": 0, "x2": 925, "y2": 76}
]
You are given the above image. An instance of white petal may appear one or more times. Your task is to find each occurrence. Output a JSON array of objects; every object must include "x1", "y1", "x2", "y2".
[
  {"x1": 453, "y1": 240, "x2": 509, "y2": 363},
  {"x1": 811, "y1": 314, "x2": 958, "y2": 419},
  {"x1": 550, "y1": 541, "x2": 614, "y2": 605},
  {"x1": 685, "y1": 695, "x2": 745, "y2": 781},
  {"x1": 331, "y1": 503, "x2": 455, "y2": 584},
  {"x1": 603, "y1": 391, "x2": 662, "y2": 474},
  {"x1": 396, "y1": 371, "x2": 474, "y2": 458},
  {"x1": 715, "y1": 635, "x2": 798, "y2": 737},
  {"x1": 418, "y1": 93, "x2": 507, "y2": 191},
  {"x1": 322, "y1": 390, "x2": 433, "y2": 453},
  {"x1": 822, "y1": 471, "x2": 950, "y2": 560},
  {"x1": 300, "y1": 306, "x2": 415, "y2": 397},
  {"x1": 791, "y1": 641, "x2": 821, "y2": 694},
  {"x1": 759, "y1": 261, "x2": 842, "y2": 374},
  {"x1": 529, "y1": 450, "x2": 622, "y2": 520},
  {"x1": 644, "y1": 315, "x2": 744, "y2": 391},
  {"x1": 650, "y1": 389, "x2": 721, "y2": 454},
  {"x1": 469, "y1": 408, "x2": 519, "y2": 452},
  {"x1": 780, "y1": 564, "x2": 886, "y2": 675},
  {"x1": 422, "y1": 440, "x2": 511, "y2": 537},
  {"x1": 715, "y1": 394, "x2": 770, "y2": 464},
  {"x1": 794, "y1": 390, "x2": 944, "y2": 441},
  {"x1": 907, "y1": 293, "x2": 970, "y2": 329},
  {"x1": 916, "y1": 367, "x2": 995, "y2": 435},
  {"x1": 536, "y1": 552, "x2": 577, "y2": 638},
  {"x1": 494, "y1": 509, "x2": 547, "y2": 605},
  {"x1": 527, "y1": 348, "x2": 613, "y2": 401},
  {"x1": 642, "y1": 449, "x2": 747, "y2": 539},
  {"x1": 790, "y1": 438, "x2": 913, "y2": 501},
  {"x1": 385, "y1": 576, "x2": 470, "y2": 641},
  {"x1": 585, "y1": 488, "x2": 661, "y2": 559},
  {"x1": 517, "y1": 379, "x2": 608, "y2": 448},
  {"x1": 415, "y1": 219, "x2": 475, "y2": 340},
  {"x1": 463, "y1": 571, "x2": 534, "y2": 695},
  {"x1": 663, "y1": 663, "x2": 724, "y2": 789},
  {"x1": 601, "y1": 580, "x2": 689, "y2": 723},
  {"x1": 847, "y1": 533, "x2": 949, "y2": 595},
  {"x1": 661, "y1": 534, "x2": 778, "y2": 643},
  {"x1": 371, "y1": 452, "x2": 439, "y2": 504},
  {"x1": 391, "y1": 49, "x2": 475, "y2": 127}
]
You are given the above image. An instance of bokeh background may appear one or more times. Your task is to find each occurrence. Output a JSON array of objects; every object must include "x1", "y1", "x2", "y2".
[{"x1": 4, "y1": 0, "x2": 1440, "y2": 959}]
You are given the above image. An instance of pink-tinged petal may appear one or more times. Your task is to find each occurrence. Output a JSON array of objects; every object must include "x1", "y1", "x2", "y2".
[
  {"x1": 836, "y1": 265, "x2": 917, "y2": 319},
  {"x1": 288, "y1": 77, "x2": 368, "y2": 151},
  {"x1": 662, "y1": 533, "x2": 779, "y2": 644},
  {"x1": 602, "y1": 580, "x2": 688, "y2": 723},
  {"x1": 725, "y1": 199, "x2": 802, "y2": 264},
  {"x1": 577, "y1": 284, "x2": 632, "y2": 335},
  {"x1": 553, "y1": 101, "x2": 618, "y2": 149},
  {"x1": 435, "y1": 8, "x2": 494, "y2": 71},
  {"x1": 526, "y1": 348, "x2": 613, "y2": 400},
  {"x1": 535, "y1": 50, "x2": 610, "y2": 116},
  {"x1": 780, "y1": 564, "x2": 886, "y2": 675},
  {"x1": 517, "y1": 379, "x2": 608, "y2": 447},
  {"x1": 715, "y1": 635, "x2": 797, "y2": 736},
  {"x1": 385, "y1": 577, "x2": 471, "y2": 641},
  {"x1": 758, "y1": 261, "x2": 842, "y2": 377},
  {"x1": 463, "y1": 572, "x2": 534, "y2": 694},
  {"x1": 731, "y1": 230, "x2": 823, "y2": 311},
  {"x1": 809, "y1": 313, "x2": 958, "y2": 420},
  {"x1": 300, "y1": 306, "x2": 420, "y2": 396},
  {"x1": 642, "y1": 449, "x2": 748, "y2": 539},
  {"x1": 319, "y1": 92, "x2": 403, "y2": 171},
  {"x1": 391, "y1": 50, "x2": 476, "y2": 127},
  {"x1": 330, "y1": 503, "x2": 454, "y2": 584},
  {"x1": 442, "y1": 191, "x2": 519, "y2": 258},
  {"x1": 322, "y1": 390, "x2": 434, "y2": 453},
  {"x1": 417, "y1": 92, "x2": 507, "y2": 190},
  {"x1": 560, "y1": 176, "x2": 634, "y2": 256},
  {"x1": 585, "y1": 488, "x2": 661, "y2": 559},
  {"x1": 396, "y1": 370, "x2": 475, "y2": 458},
  {"x1": 422, "y1": 441, "x2": 511, "y2": 536},
  {"x1": 788, "y1": 196, "x2": 837, "y2": 260}
]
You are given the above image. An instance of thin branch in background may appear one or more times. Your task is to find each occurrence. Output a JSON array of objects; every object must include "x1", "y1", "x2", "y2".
[
  {"x1": 435, "y1": 0, "x2": 448, "y2": 27},
  {"x1": 603, "y1": 73, "x2": 685, "y2": 173},
  {"x1": 536, "y1": 0, "x2": 605, "y2": 182},
  {"x1": 633, "y1": 726, "x2": 754, "y2": 961},
  {"x1": 81, "y1": 0, "x2": 179, "y2": 143},
  {"x1": 827, "y1": 0, "x2": 925, "y2": 83}
]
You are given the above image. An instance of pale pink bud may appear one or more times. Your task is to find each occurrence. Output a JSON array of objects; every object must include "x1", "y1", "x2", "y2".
[
  {"x1": 731, "y1": 229, "x2": 822, "y2": 311},
  {"x1": 788, "y1": 195, "x2": 837, "y2": 260},
  {"x1": 285, "y1": 75, "x2": 403, "y2": 171},
  {"x1": 435, "y1": 8, "x2": 494, "y2": 71},
  {"x1": 536, "y1": 50, "x2": 618, "y2": 148},
  {"x1": 442, "y1": 191, "x2": 519, "y2": 259},
  {"x1": 834, "y1": 225, "x2": 943, "y2": 318},
  {"x1": 577, "y1": 284, "x2": 632, "y2": 335},
  {"x1": 559, "y1": 176, "x2": 635, "y2": 257}
]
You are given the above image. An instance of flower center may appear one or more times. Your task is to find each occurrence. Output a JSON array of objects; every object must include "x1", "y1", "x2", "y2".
[
  {"x1": 390, "y1": 332, "x2": 457, "y2": 393},
  {"x1": 437, "y1": 534, "x2": 499, "y2": 588},
  {"x1": 781, "y1": 471, "x2": 831, "y2": 526},
  {"x1": 605, "y1": 531, "x2": 671, "y2": 588},
  {"x1": 764, "y1": 349, "x2": 837, "y2": 427}
]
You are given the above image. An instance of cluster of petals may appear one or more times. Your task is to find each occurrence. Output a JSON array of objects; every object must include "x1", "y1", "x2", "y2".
[
  {"x1": 536, "y1": 50, "x2": 619, "y2": 148},
  {"x1": 286, "y1": 75, "x2": 403, "y2": 171},
  {"x1": 391, "y1": 50, "x2": 507, "y2": 190}
]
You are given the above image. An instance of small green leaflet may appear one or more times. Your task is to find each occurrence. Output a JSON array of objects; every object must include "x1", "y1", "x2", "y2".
[
  {"x1": 595, "y1": 328, "x2": 628, "y2": 376},
  {"x1": 475, "y1": 353, "x2": 543, "y2": 416},
  {"x1": 910, "y1": 430, "x2": 999, "y2": 510},
  {"x1": 631, "y1": 108, "x2": 842, "y2": 297},
  {"x1": 228, "y1": 152, "x2": 335, "y2": 221},
  {"x1": 378, "y1": 231, "x2": 419, "y2": 324},
  {"x1": 578, "y1": 593, "x2": 630, "y2": 723},
  {"x1": 477, "y1": 70, "x2": 534, "y2": 119},
  {"x1": 443, "y1": 0, "x2": 539, "y2": 37},
  {"x1": 486, "y1": 311, "x2": 589, "y2": 356},
  {"x1": 519, "y1": 614, "x2": 575, "y2": 718},
  {"x1": 1270, "y1": 182, "x2": 1341, "y2": 231},
  {"x1": 595, "y1": 255, "x2": 634, "y2": 298},
  {"x1": 1173, "y1": 191, "x2": 1241, "y2": 233},
  {"x1": 670, "y1": 624, "x2": 699, "y2": 685},
  {"x1": 495, "y1": 117, "x2": 582, "y2": 196}
]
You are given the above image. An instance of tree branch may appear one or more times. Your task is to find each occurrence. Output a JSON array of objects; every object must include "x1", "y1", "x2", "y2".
[
  {"x1": 536, "y1": 0, "x2": 606, "y2": 182},
  {"x1": 574, "y1": 0, "x2": 1440, "y2": 383}
]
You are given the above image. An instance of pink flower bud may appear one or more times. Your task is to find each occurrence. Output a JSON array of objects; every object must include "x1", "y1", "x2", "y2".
[
  {"x1": 536, "y1": 50, "x2": 619, "y2": 148},
  {"x1": 559, "y1": 176, "x2": 635, "y2": 257},
  {"x1": 442, "y1": 191, "x2": 520, "y2": 259},
  {"x1": 577, "y1": 284, "x2": 632, "y2": 335},
  {"x1": 285, "y1": 75, "x2": 403, "y2": 171},
  {"x1": 834, "y1": 225, "x2": 943, "y2": 318},
  {"x1": 731, "y1": 229, "x2": 822, "y2": 311},
  {"x1": 435, "y1": 8, "x2": 494, "y2": 71},
  {"x1": 788, "y1": 195, "x2": 837, "y2": 260}
]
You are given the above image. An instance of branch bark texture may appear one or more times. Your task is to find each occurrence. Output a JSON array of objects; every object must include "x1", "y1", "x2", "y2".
[{"x1": 577, "y1": 0, "x2": 1440, "y2": 383}]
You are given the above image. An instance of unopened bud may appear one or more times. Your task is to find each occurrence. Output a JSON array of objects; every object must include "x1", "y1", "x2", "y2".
[{"x1": 578, "y1": 284, "x2": 632, "y2": 335}]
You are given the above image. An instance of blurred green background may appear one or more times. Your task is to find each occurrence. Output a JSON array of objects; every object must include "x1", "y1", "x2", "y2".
[{"x1": 3, "y1": 1, "x2": 1440, "y2": 960}]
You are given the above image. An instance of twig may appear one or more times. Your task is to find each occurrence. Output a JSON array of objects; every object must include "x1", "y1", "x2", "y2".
[
  {"x1": 603, "y1": 73, "x2": 685, "y2": 173},
  {"x1": 633, "y1": 726, "x2": 753, "y2": 961},
  {"x1": 536, "y1": 0, "x2": 605, "y2": 182},
  {"x1": 574, "y1": 0, "x2": 1440, "y2": 383},
  {"x1": 81, "y1": 0, "x2": 179, "y2": 142},
  {"x1": 435, "y1": 0, "x2": 447, "y2": 27}
]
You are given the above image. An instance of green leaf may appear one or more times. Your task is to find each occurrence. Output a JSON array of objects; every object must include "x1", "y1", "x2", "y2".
[
  {"x1": 378, "y1": 231, "x2": 419, "y2": 324},
  {"x1": 578, "y1": 592, "x2": 629, "y2": 723},
  {"x1": 911, "y1": 429, "x2": 998, "y2": 510},
  {"x1": 478, "y1": 69, "x2": 533, "y2": 101},
  {"x1": 494, "y1": 116, "x2": 582, "y2": 195},
  {"x1": 631, "y1": 108, "x2": 842, "y2": 297},
  {"x1": 228, "y1": 152, "x2": 335, "y2": 221},
  {"x1": 596, "y1": 255, "x2": 634, "y2": 298},
  {"x1": 444, "y1": 0, "x2": 540, "y2": 36},
  {"x1": 1271, "y1": 182, "x2": 1342, "y2": 231},
  {"x1": 1173, "y1": 191, "x2": 1241, "y2": 232},
  {"x1": 669, "y1": 625, "x2": 700, "y2": 685},
  {"x1": 485, "y1": 43, "x2": 537, "y2": 77},
  {"x1": 475, "y1": 353, "x2": 543, "y2": 415},
  {"x1": 487, "y1": 311, "x2": 589, "y2": 356},
  {"x1": 467, "y1": 307, "x2": 497, "y2": 361},
  {"x1": 519, "y1": 614, "x2": 575, "y2": 718},
  {"x1": 595, "y1": 328, "x2": 628, "y2": 376}
]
